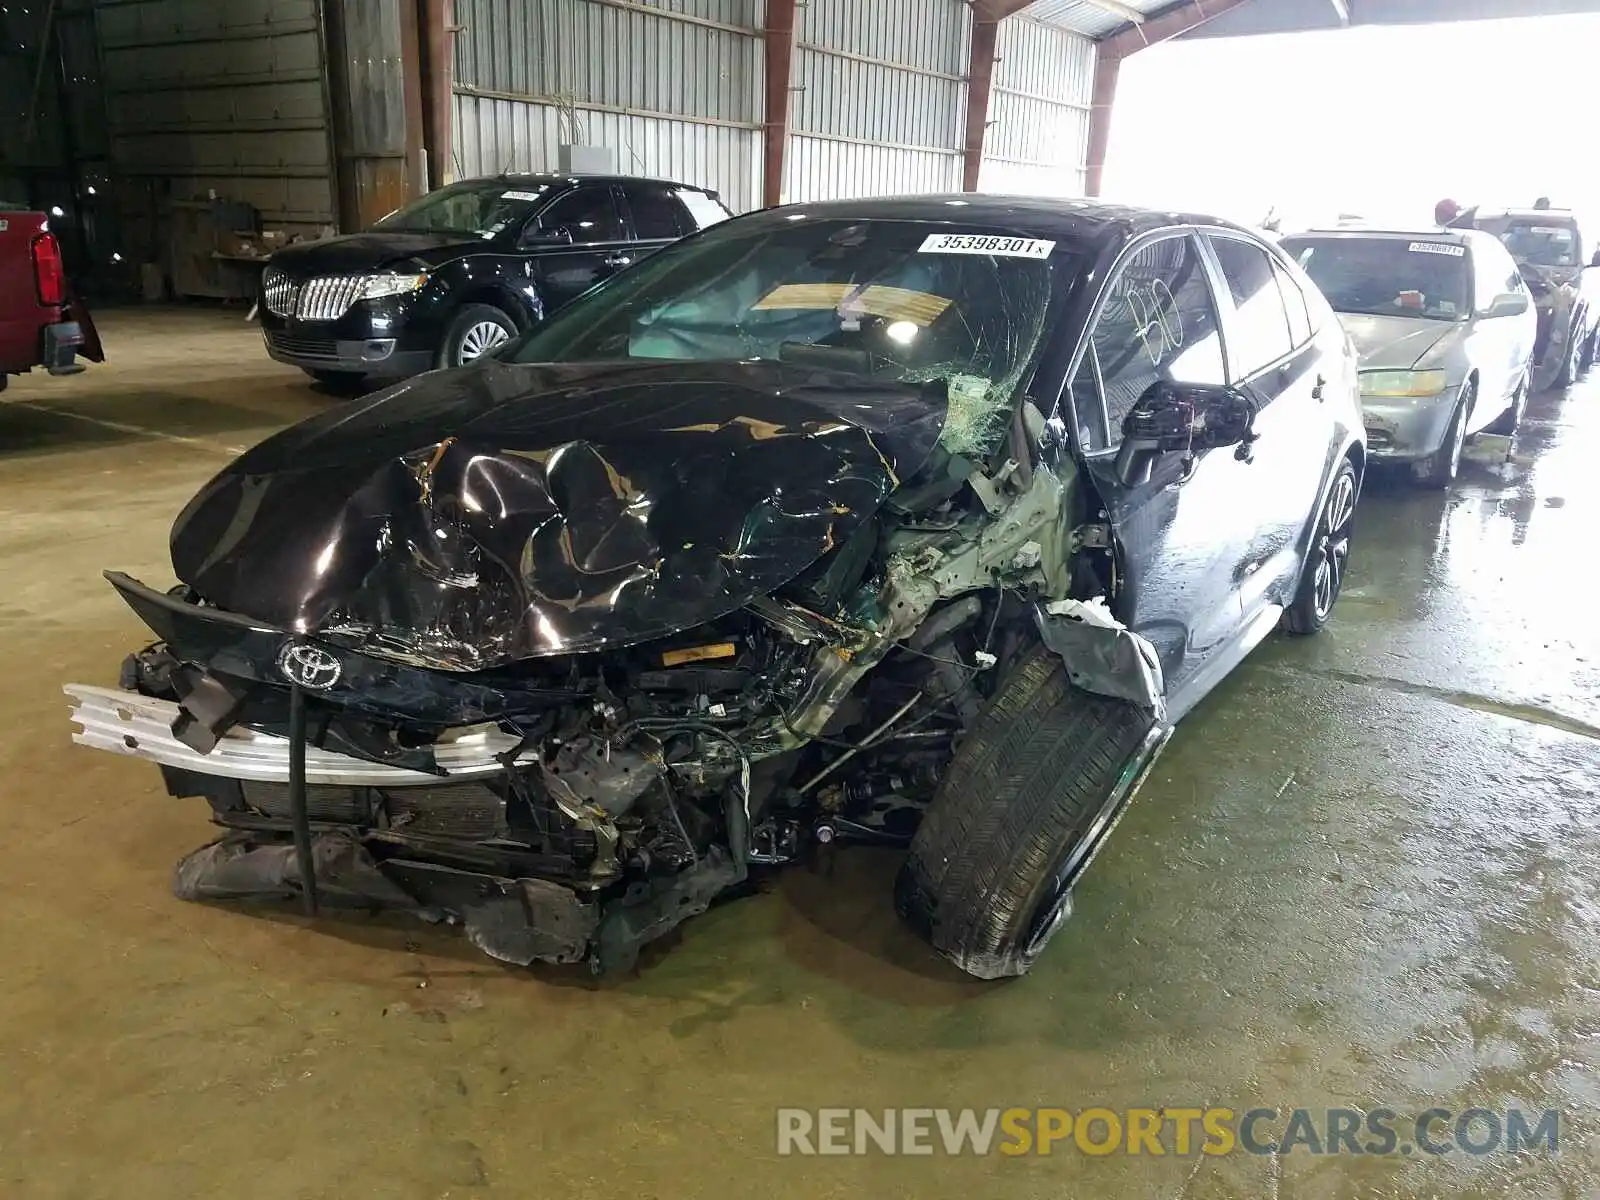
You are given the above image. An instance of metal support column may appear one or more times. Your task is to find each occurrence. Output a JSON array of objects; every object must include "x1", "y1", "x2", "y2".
[
  {"x1": 1083, "y1": 0, "x2": 1255, "y2": 197},
  {"x1": 960, "y1": 0, "x2": 1037, "y2": 194},
  {"x1": 961, "y1": 12, "x2": 1000, "y2": 191},
  {"x1": 420, "y1": 0, "x2": 455, "y2": 188},
  {"x1": 287, "y1": 683, "x2": 319, "y2": 917},
  {"x1": 762, "y1": 0, "x2": 798, "y2": 208},
  {"x1": 1083, "y1": 48, "x2": 1119, "y2": 198}
]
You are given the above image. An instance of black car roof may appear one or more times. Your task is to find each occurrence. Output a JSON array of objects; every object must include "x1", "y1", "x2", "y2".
[
  {"x1": 1476, "y1": 208, "x2": 1577, "y2": 222},
  {"x1": 733, "y1": 194, "x2": 1255, "y2": 252},
  {"x1": 1286, "y1": 227, "x2": 1474, "y2": 241},
  {"x1": 461, "y1": 172, "x2": 713, "y2": 193}
]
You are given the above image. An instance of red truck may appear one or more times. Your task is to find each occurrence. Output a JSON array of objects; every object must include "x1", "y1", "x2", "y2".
[{"x1": 0, "y1": 210, "x2": 102, "y2": 387}]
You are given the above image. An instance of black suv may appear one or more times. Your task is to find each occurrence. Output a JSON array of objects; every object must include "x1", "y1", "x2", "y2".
[{"x1": 258, "y1": 173, "x2": 731, "y2": 384}]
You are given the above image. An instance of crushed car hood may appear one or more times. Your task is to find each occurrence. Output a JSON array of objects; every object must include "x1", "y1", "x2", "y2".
[
  {"x1": 169, "y1": 359, "x2": 947, "y2": 669},
  {"x1": 1336, "y1": 313, "x2": 1459, "y2": 370}
]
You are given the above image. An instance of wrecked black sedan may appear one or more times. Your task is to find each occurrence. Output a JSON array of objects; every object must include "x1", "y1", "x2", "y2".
[{"x1": 67, "y1": 197, "x2": 1364, "y2": 978}]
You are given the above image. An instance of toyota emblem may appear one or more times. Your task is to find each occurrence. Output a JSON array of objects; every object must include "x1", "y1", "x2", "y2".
[{"x1": 277, "y1": 642, "x2": 342, "y2": 691}]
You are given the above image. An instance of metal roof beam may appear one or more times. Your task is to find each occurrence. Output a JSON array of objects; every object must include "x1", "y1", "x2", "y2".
[
  {"x1": 1099, "y1": 0, "x2": 1256, "y2": 57},
  {"x1": 1078, "y1": 0, "x2": 1149, "y2": 20}
]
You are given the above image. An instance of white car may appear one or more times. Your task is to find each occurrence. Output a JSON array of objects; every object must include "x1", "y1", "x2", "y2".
[{"x1": 1281, "y1": 226, "x2": 1537, "y2": 487}]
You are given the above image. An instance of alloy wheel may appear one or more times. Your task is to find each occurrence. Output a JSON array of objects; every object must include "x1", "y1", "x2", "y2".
[
  {"x1": 1312, "y1": 470, "x2": 1356, "y2": 620},
  {"x1": 458, "y1": 320, "x2": 510, "y2": 363}
]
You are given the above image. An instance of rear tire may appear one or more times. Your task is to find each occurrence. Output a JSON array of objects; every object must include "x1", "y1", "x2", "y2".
[
  {"x1": 1285, "y1": 458, "x2": 1357, "y2": 635},
  {"x1": 439, "y1": 303, "x2": 517, "y2": 369},
  {"x1": 1412, "y1": 383, "x2": 1470, "y2": 489},
  {"x1": 895, "y1": 645, "x2": 1164, "y2": 980}
]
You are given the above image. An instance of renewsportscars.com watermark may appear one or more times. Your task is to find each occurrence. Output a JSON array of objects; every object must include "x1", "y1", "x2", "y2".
[{"x1": 775, "y1": 1107, "x2": 1560, "y2": 1158}]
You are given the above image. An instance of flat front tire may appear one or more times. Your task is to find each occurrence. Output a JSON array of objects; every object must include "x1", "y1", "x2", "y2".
[{"x1": 895, "y1": 645, "x2": 1166, "y2": 980}]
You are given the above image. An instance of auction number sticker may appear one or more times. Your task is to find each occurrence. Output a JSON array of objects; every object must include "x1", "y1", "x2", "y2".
[
  {"x1": 501, "y1": 190, "x2": 543, "y2": 202},
  {"x1": 1408, "y1": 241, "x2": 1464, "y2": 256},
  {"x1": 920, "y1": 233, "x2": 1055, "y2": 258}
]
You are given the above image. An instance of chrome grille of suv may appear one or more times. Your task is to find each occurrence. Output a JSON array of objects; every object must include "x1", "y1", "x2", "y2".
[
  {"x1": 261, "y1": 267, "x2": 300, "y2": 318},
  {"x1": 295, "y1": 275, "x2": 365, "y2": 321},
  {"x1": 263, "y1": 271, "x2": 365, "y2": 321}
]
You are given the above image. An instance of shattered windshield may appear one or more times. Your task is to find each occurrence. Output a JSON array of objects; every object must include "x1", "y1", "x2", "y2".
[
  {"x1": 1490, "y1": 219, "x2": 1579, "y2": 267},
  {"x1": 372, "y1": 180, "x2": 549, "y2": 237},
  {"x1": 1282, "y1": 235, "x2": 1470, "y2": 321},
  {"x1": 511, "y1": 218, "x2": 1063, "y2": 407}
]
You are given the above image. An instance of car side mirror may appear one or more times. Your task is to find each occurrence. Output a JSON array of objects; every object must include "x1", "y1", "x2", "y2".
[
  {"x1": 1115, "y1": 380, "x2": 1257, "y2": 485},
  {"x1": 1486, "y1": 292, "x2": 1530, "y2": 318},
  {"x1": 1589, "y1": 250, "x2": 1600, "y2": 269}
]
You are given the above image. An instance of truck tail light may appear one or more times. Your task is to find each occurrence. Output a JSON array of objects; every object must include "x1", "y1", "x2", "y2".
[{"x1": 32, "y1": 232, "x2": 65, "y2": 306}]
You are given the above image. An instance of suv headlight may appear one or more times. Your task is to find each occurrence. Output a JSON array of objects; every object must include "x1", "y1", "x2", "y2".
[
  {"x1": 1359, "y1": 369, "x2": 1448, "y2": 398},
  {"x1": 360, "y1": 272, "x2": 429, "y2": 300}
]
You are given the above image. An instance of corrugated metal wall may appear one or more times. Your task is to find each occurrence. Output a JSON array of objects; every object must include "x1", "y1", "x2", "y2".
[
  {"x1": 782, "y1": 0, "x2": 967, "y2": 203},
  {"x1": 451, "y1": 0, "x2": 764, "y2": 212},
  {"x1": 978, "y1": 15, "x2": 1094, "y2": 198},
  {"x1": 95, "y1": 0, "x2": 337, "y2": 237}
]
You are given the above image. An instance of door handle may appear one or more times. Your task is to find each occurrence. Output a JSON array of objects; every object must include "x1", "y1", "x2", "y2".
[{"x1": 603, "y1": 252, "x2": 633, "y2": 268}]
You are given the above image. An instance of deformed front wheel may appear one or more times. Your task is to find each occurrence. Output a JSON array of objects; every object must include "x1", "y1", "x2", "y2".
[{"x1": 895, "y1": 645, "x2": 1167, "y2": 980}]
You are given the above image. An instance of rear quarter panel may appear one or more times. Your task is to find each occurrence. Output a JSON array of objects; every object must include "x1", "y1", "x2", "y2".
[{"x1": 0, "y1": 211, "x2": 54, "y2": 372}]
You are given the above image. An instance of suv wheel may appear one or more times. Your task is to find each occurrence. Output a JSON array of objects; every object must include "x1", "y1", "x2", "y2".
[
  {"x1": 1285, "y1": 458, "x2": 1358, "y2": 635},
  {"x1": 894, "y1": 645, "x2": 1167, "y2": 979},
  {"x1": 440, "y1": 304, "x2": 516, "y2": 368}
]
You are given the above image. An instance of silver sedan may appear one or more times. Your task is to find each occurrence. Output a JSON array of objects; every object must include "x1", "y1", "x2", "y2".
[{"x1": 1280, "y1": 227, "x2": 1536, "y2": 487}]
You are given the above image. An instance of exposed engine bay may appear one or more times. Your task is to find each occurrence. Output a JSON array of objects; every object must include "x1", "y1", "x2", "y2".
[{"x1": 67, "y1": 359, "x2": 1162, "y2": 973}]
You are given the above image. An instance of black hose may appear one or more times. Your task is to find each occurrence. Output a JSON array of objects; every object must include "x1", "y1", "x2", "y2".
[{"x1": 286, "y1": 683, "x2": 319, "y2": 917}]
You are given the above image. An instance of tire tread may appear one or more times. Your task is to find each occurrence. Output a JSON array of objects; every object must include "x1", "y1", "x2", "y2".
[{"x1": 897, "y1": 645, "x2": 1153, "y2": 977}]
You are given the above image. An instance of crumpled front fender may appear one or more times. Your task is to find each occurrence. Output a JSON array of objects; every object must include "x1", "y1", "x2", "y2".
[{"x1": 1034, "y1": 598, "x2": 1168, "y2": 724}]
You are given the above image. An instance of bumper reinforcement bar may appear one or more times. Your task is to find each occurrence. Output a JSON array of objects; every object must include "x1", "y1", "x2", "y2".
[{"x1": 65, "y1": 684, "x2": 537, "y2": 787}]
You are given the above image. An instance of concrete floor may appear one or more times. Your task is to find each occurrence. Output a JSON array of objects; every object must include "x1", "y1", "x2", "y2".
[{"x1": 2, "y1": 308, "x2": 1597, "y2": 1199}]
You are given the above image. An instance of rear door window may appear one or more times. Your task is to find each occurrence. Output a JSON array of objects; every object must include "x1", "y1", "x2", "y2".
[
  {"x1": 677, "y1": 189, "x2": 732, "y2": 231},
  {"x1": 622, "y1": 184, "x2": 690, "y2": 241},
  {"x1": 1270, "y1": 258, "x2": 1312, "y2": 347},
  {"x1": 1208, "y1": 236, "x2": 1294, "y2": 378}
]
